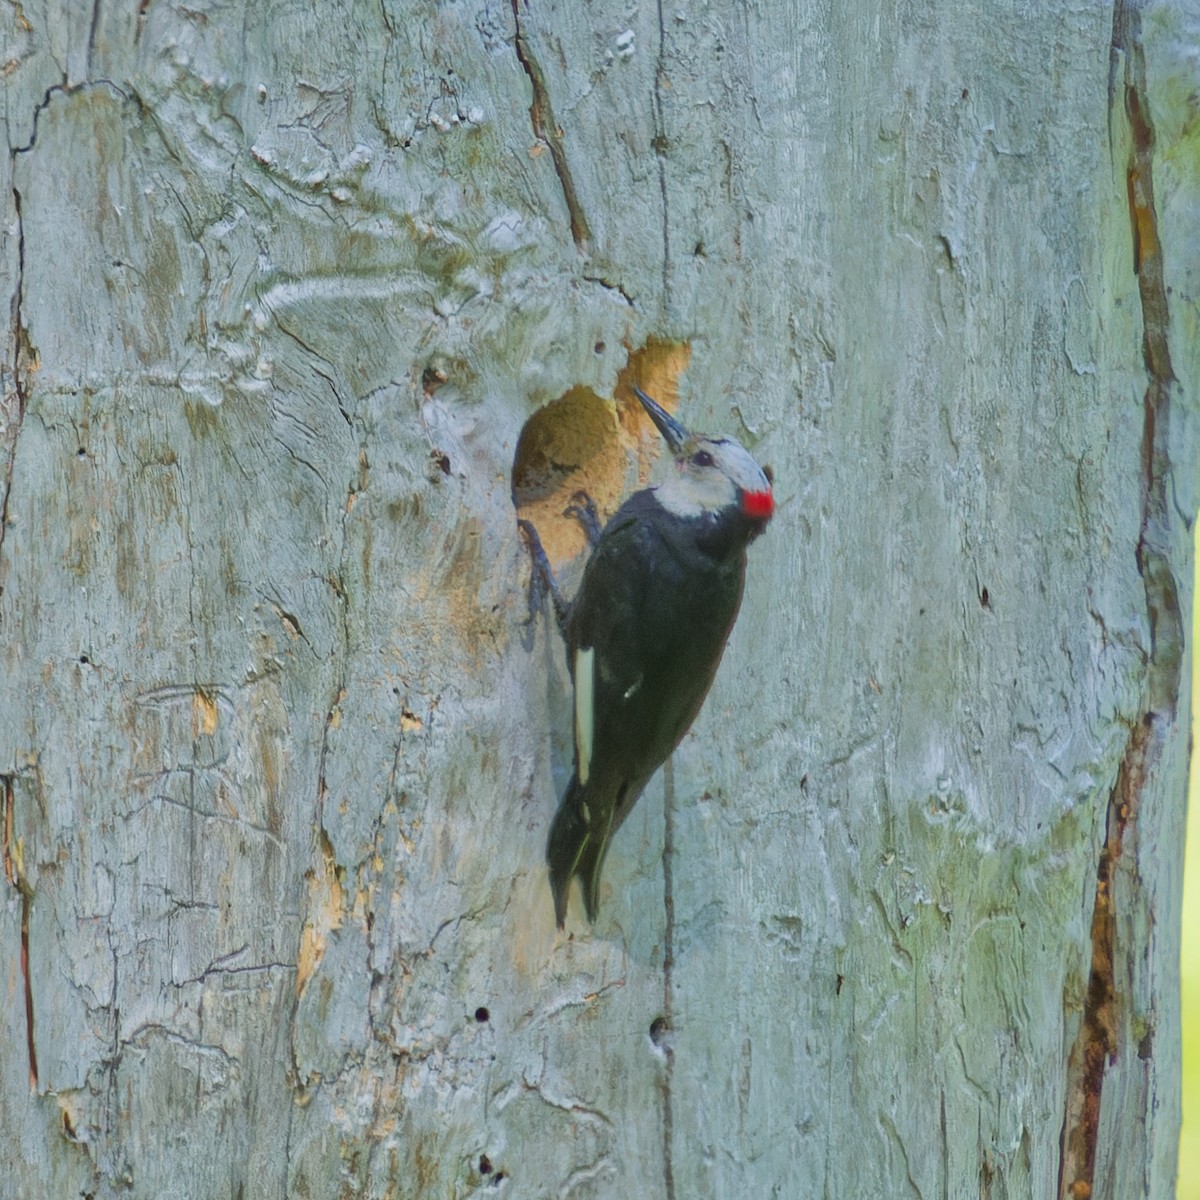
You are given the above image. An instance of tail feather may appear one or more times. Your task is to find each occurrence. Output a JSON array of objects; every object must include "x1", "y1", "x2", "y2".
[
  {"x1": 546, "y1": 781, "x2": 587, "y2": 928},
  {"x1": 546, "y1": 777, "x2": 620, "y2": 927},
  {"x1": 579, "y1": 833, "x2": 611, "y2": 924}
]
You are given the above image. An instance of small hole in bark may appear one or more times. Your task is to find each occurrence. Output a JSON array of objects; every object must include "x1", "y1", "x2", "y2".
[
  {"x1": 491, "y1": 1171, "x2": 505, "y2": 1185},
  {"x1": 594, "y1": 341, "x2": 605, "y2": 354},
  {"x1": 422, "y1": 365, "x2": 447, "y2": 394},
  {"x1": 649, "y1": 1016, "x2": 670, "y2": 1045},
  {"x1": 479, "y1": 1155, "x2": 493, "y2": 1175},
  {"x1": 79, "y1": 654, "x2": 90, "y2": 665},
  {"x1": 980, "y1": 586, "x2": 990, "y2": 609},
  {"x1": 475, "y1": 1006, "x2": 490, "y2": 1023},
  {"x1": 76, "y1": 447, "x2": 86, "y2": 459}
]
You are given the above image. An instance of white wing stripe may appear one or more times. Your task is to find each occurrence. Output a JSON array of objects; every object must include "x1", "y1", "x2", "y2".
[{"x1": 574, "y1": 646, "x2": 595, "y2": 786}]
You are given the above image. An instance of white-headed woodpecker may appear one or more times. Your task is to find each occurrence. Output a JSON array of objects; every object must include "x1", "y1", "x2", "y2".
[{"x1": 521, "y1": 387, "x2": 774, "y2": 927}]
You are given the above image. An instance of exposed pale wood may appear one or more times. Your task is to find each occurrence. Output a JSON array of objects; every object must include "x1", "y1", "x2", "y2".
[{"x1": 1, "y1": 2, "x2": 1195, "y2": 1198}]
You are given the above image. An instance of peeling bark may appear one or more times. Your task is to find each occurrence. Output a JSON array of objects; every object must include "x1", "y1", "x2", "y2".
[
  {"x1": 1058, "y1": 7, "x2": 1190, "y2": 1198},
  {"x1": 2, "y1": 774, "x2": 37, "y2": 1090},
  {"x1": 1059, "y1": 720, "x2": 1143, "y2": 1200}
]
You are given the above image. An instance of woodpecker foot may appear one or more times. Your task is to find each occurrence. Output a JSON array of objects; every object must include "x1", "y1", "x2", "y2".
[
  {"x1": 564, "y1": 490, "x2": 602, "y2": 547},
  {"x1": 517, "y1": 519, "x2": 570, "y2": 635}
]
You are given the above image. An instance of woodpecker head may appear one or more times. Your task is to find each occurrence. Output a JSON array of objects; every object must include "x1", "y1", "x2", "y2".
[{"x1": 634, "y1": 387, "x2": 774, "y2": 536}]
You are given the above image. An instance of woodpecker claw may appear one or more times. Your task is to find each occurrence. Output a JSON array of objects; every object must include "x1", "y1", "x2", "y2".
[
  {"x1": 517, "y1": 519, "x2": 570, "y2": 635},
  {"x1": 563, "y1": 490, "x2": 603, "y2": 548}
]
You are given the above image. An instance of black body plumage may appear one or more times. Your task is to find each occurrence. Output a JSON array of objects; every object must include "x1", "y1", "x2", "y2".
[{"x1": 533, "y1": 388, "x2": 774, "y2": 926}]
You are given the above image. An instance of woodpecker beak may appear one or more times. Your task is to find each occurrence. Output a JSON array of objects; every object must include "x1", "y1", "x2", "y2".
[{"x1": 633, "y1": 387, "x2": 690, "y2": 454}]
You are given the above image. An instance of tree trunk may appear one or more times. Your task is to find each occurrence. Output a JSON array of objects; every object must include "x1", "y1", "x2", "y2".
[{"x1": 1, "y1": 2, "x2": 1195, "y2": 1197}]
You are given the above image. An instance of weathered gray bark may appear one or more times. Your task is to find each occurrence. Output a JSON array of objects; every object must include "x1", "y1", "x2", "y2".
[{"x1": 1, "y1": 2, "x2": 1195, "y2": 1198}]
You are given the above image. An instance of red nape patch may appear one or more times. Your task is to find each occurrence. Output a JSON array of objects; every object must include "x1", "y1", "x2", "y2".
[{"x1": 741, "y1": 489, "x2": 774, "y2": 520}]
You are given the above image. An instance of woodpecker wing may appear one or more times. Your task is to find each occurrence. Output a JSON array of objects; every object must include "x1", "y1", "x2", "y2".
[{"x1": 563, "y1": 493, "x2": 745, "y2": 833}]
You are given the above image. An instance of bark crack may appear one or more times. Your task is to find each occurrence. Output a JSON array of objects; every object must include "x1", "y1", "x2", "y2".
[
  {"x1": 1057, "y1": 6, "x2": 1185, "y2": 1197},
  {"x1": 4, "y1": 79, "x2": 129, "y2": 613},
  {"x1": 651, "y1": 0, "x2": 671, "y2": 302},
  {"x1": 581, "y1": 272, "x2": 636, "y2": 308},
  {"x1": 289, "y1": 446, "x2": 360, "y2": 1102},
  {"x1": 3, "y1": 775, "x2": 38, "y2": 1089},
  {"x1": 660, "y1": 758, "x2": 676, "y2": 1200},
  {"x1": 315, "y1": 618, "x2": 348, "y2": 851},
  {"x1": 2, "y1": 773, "x2": 14, "y2": 890},
  {"x1": 86, "y1": 0, "x2": 102, "y2": 72},
  {"x1": 1058, "y1": 722, "x2": 1143, "y2": 1198},
  {"x1": 509, "y1": 0, "x2": 591, "y2": 253},
  {"x1": 1, "y1": 169, "x2": 30, "y2": 615},
  {"x1": 21, "y1": 887, "x2": 37, "y2": 1089}
]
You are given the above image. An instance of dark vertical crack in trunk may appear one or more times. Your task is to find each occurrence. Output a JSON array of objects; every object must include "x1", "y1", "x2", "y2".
[
  {"x1": 0, "y1": 90, "x2": 50, "y2": 1099},
  {"x1": 509, "y1": 0, "x2": 591, "y2": 254},
  {"x1": 2, "y1": 775, "x2": 13, "y2": 890},
  {"x1": 20, "y1": 881, "x2": 37, "y2": 1089},
  {"x1": 87, "y1": 0, "x2": 103, "y2": 73},
  {"x1": 0, "y1": 180, "x2": 29, "y2": 612},
  {"x1": 1058, "y1": 5, "x2": 1184, "y2": 1197},
  {"x1": 651, "y1": 0, "x2": 671, "y2": 301},
  {"x1": 660, "y1": 758, "x2": 677, "y2": 1200}
]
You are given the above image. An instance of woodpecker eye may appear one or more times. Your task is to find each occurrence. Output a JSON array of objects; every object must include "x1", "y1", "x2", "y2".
[{"x1": 690, "y1": 450, "x2": 714, "y2": 468}]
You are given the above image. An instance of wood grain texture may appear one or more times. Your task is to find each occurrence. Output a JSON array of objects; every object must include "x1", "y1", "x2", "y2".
[{"x1": 0, "y1": 2, "x2": 1195, "y2": 1198}]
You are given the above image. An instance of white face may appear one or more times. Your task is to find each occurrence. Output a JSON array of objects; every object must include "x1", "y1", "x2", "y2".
[{"x1": 655, "y1": 434, "x2": 773, "y2": 520}]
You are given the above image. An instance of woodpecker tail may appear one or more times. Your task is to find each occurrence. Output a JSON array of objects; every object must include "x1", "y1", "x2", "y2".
[{"x1": 546, "y1": 777, "x2": 615, "y2": 927}]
